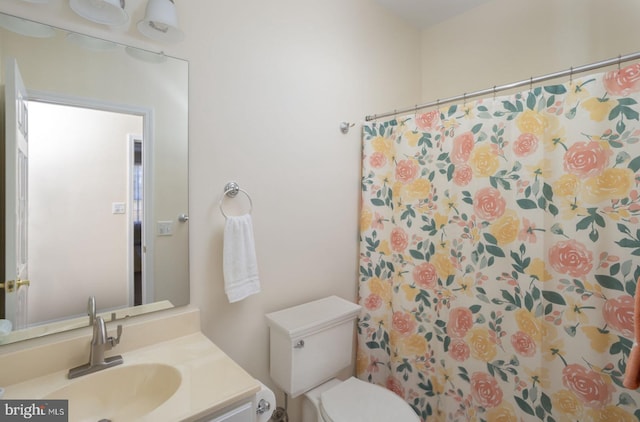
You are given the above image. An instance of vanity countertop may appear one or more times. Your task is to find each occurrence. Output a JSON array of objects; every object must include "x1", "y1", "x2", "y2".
[{"x1": 1, "y1": 307, "x2": 261, "y2": 421}]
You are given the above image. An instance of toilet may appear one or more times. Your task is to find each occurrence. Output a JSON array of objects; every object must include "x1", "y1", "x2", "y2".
[{"x1": 265, "y1": 296, "x2": 420, "y2": 422}]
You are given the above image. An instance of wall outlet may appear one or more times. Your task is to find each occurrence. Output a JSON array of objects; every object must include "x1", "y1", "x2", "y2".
[{"x1": 157, "y1": 221, "x2": 173, "y2": 236}]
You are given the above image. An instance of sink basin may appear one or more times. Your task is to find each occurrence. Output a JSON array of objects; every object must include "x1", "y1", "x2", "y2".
[{"x1": 44, "y1": 363, "x2": 181, "y2": 421}]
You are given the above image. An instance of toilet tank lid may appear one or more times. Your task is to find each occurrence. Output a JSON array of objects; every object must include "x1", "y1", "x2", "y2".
[{"x1": 265, "y1": 296, "x2": 361, "y2": 339}]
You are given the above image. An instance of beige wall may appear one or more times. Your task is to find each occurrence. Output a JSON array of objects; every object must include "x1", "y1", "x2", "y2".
[
  {"x1": 420, "y1": 0, "x2": 640, "y2": 103},
  {"x1": 182, "y1": 2, "x2": 421, "y2": 418}
]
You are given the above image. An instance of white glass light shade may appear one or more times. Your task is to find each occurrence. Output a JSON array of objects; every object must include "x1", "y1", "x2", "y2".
[
  {"x1": 66, "y1": 32, "x2": 119, "y2": 51},
  {"x1": 69, "y1": 0, "x2": 128, "y2": 26},
  {"x1": 125, "y1": 46, "x2": 167, "y2": 63},
  {"x1": 0, "y1": 14, "x2": 56, "y2": 38},
  {"x1": 137, "y1": 0, "x2": 184, "y2": 43}
]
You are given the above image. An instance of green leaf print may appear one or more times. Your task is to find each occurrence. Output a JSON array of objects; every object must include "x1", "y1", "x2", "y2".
[
  {"x1": 594, "y1": 274, "x2": 624, "y2": 292},
  {"x1": 515, "y1": 396, "x2": 535, "y2": 416},
  {"x1": 544, "y1": 84, "x2": 567, "y2": 95},
  {"x1": 517, "y1": 199, "x2": 537, "y2": 210},
  {"x1": 542, "y1": 290, "x2": 567, "y2": 305}
]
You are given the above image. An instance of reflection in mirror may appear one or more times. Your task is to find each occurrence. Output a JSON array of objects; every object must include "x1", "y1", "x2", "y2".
[{"x1": 0, "y1": 12, "x2": 189, "y2": 345}]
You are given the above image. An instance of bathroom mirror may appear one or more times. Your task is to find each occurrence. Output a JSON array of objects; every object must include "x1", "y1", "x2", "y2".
[{"x1": 0, "y1": 12, "x2": 189, "y2": 345}]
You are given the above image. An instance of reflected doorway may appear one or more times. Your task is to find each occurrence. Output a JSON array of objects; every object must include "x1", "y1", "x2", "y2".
[{"x1": 26, "y1": 99, "x2": 148, "y2": 324}]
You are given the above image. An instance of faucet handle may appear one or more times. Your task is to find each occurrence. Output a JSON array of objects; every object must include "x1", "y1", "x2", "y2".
[
  {"x1": 109, "y1": 324, "x2": 123, "y2": 347},
  {"x1": 88, "y1": 296, "x2": 96, "y2": 326}
]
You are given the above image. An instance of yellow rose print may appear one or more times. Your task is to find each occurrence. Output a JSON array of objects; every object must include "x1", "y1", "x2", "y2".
[
  {"x1": 551, "y1": 389, "x2": 583, "y2": 419},
  {"x1": 581, "y1": 168, "x2": 634, "y2": 204},
  {"x1": 515, "y1": 309, "x2": 542, "y2": 341},
  {"x1": 369, "y1": 277, "x2": 391, "y2": 302},
  {"x1": 553, "y1": 174, "x2": 580, "y2": 198},
  {"x1": 525, "y1": 258, "x2": 553, "y2": 282},
  {"x1": 587, "y1": 406, "x2": 636, "y2": 422},
  {"x1": 405, "y1": 178, "x2": 432, "y2": 201},
  {"x1": 516, "y1": 110, "x2": 548, "y2": 135},
  {"x1": 465, "y1": 327, "x2": 497, "y2": 362},
  {"x1": 581, "y1": 326, "x2": 618, "y2": 354},
  {"x1": 402, "y1": 130, "x2": 421, "y2": 147},
  {"x1": 485, "y1": 402, "x2": 518, "y2": 422},
  {"x1": 470, "y1": 143, "x2": 500, "y2": 177},
  {"x1": 582, "y1": 97, "x2": 615, "y2": 121},
  {"x1": 360, "y1": 207, "x2": 372, "y2": 232},
  {"x1": 490, "y1": 210, "x2": 520, "y2": 245},
  {"x1": 432, "y1": 252, "x2": 455, "y2": 280}
]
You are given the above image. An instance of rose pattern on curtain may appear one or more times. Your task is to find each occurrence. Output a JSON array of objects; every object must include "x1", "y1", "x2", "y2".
[{"x1": 358, "y1": 63, "x2": 640, "y2": 422}]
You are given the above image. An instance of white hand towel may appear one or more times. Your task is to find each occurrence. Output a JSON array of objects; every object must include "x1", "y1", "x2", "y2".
[{"x1": 223, "y1": 214, "x2": 261, "y2": 303}]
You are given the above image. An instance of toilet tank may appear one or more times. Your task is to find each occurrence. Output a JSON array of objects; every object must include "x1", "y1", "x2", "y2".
[{"x1": 265, "y1": 296, "x2": 361, "y2": 398}]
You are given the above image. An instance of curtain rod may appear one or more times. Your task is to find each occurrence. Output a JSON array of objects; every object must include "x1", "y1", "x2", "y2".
[{"x1": 364, "y1": 51, "x2": 640, "y2": 122}]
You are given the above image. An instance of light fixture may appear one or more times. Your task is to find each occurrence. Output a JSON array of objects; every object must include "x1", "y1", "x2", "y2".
[
  {"x1": 125, "y1": 46, "x2": 167, "y2": 63},
  {"x1": 0, "y1": 14, "x2": 56, "y2": 38},
  {"x1": 66, "y1": 32, "x2": 119, "y2": 51},
  {"x1": 137, "y1": 0, "x2": 184, "y2": 43},
  {"x1": 69, "y1": 0, "x2": 128, "y2": 26}
]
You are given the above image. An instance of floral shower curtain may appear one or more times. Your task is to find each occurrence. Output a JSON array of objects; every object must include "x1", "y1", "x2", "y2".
[{"x1": 357, "y1": 63, "x2": 640, "y2": 422}]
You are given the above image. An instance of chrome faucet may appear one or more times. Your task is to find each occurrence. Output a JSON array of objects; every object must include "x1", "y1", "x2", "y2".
[{"x1": 68, "y1": 316, "x2": 123, "y2": 379}]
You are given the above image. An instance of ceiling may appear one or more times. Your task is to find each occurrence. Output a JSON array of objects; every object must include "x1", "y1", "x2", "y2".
[{"x1": 374, "y1": 0, "x2": 493, "y2": 29}]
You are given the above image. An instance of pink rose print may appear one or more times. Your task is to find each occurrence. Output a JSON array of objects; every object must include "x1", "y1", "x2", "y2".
[
  {"x1": 453, "y1": 164, "x2": 473, "y2": 187},
  {"x1": 548, "y1": 239, "x2": 593, "y2": 277},
  {"x1": 386, "y1": 376, "x2": 406, "y2": 399},
  {"x1": 563, "y1": 141, "x2": 611, "y2": 177},
  {"x1": 562, "y1": 364, "x2": 614, "y2": 409},
  {"x1": 447, "y1": 307, "x2": 474, "y2": 338},
  {"x1": 513, "y1": 133, "x2": 539, "y2": 157},
  {"x1": 510, "y1": 331, "x2": 536, "y2": 357},
  {"x1": 364, "y1": 294, "x2": 383, "y2": 311},
  {"x1": 470, "y1": 372, "x2": 504, "y2": 408},
  {"x1": 473, "y1": 187, "x2": 506, "y2": 221},
  {"x1": 392, "y1": 311, "x2": 417, "y2": 336},
  {"x1": 369, "y1": 152, "x2": 387, "y2": 168},
  {"x1": 395, "y1": 159, "x2": 419, "y2": 183},
  {"x1": 451, "y1": 132, "x2": 475, "y2": 164},
  {"x1": 449, "y1": 338, "x2": 471, "y2": 362},
  {"x1": 416, "y1": 110, "x2": 440, "y2": 131},
  {"x1": 390, "y1": 227, "x2": 409, "y2": 252},
  {"x1": 413, "y1": 262, "x2": 438, "y2": 289},
  {"x1": 603, "y1": 295, "x2": 634, "y2": 338},
  {"x1": 604, "y1": 63, "x2": 640, "y2": 96}
]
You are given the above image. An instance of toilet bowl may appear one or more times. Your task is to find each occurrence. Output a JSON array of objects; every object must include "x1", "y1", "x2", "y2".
[
  {"x1": 266, "y1": 296, "x2": 419, "y2": 422},
  {"x1": 303, "y1": 377, "x2": 420, "y2": 422}
]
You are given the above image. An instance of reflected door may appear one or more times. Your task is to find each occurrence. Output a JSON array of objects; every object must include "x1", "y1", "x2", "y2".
[{"x1": 4, "y1": 58, "x2": 29, "y2": 329}]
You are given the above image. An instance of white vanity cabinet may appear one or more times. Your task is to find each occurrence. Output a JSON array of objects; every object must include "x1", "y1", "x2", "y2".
[{"x1": 196, "y1": 400, "x2": 255, "y2": 422}]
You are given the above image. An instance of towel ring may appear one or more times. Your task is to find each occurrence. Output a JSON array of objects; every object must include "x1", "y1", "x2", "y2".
[{"x1": 220, "y1": 181, "x2": 253, "y2": 218}]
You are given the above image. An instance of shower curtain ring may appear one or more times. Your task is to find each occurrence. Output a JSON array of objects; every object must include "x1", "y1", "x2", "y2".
[{"x1": 569, "y1": 66, "x2": 573, "y2": 86}]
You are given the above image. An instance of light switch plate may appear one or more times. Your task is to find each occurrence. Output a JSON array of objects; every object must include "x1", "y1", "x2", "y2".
[
  {"x1": 112, "y1": 202, "x2": 126, "y2": 214},
  {"x1": 157, "y1": 221, "x2": 173, "y2": 236}
]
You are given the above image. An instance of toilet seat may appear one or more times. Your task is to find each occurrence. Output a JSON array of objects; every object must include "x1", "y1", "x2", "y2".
[{"x1": 319, "y1": 377, "x2": 420, "y2": 422}]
